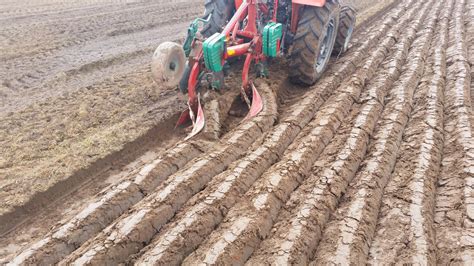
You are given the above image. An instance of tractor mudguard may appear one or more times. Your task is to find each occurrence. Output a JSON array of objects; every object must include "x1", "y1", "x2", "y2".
[
  {"x1": 235, "y1": 0, "x2": 325, "y2": 8},
  {"x1": 290, "y1": 0, "x2": 328, "y2": 34},
  {"x1": 236, "y1": 0, "x2": 326, "y2": 8},
  {"x1": 292, "y1": 0, "x2": 326, "y2": 7}
]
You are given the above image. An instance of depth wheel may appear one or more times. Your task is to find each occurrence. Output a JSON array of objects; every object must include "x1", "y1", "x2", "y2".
[
  {"x1": 289, "y1": 1, "x2": 340, "y2": 85},
  {"x1": 151, "y1": 42, "x2": 186, "y2": 88}
]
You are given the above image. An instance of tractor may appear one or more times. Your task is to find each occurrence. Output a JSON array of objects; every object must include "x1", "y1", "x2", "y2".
[{"x1": 151, "y1": 0, "x2": 356, "y2": 139}]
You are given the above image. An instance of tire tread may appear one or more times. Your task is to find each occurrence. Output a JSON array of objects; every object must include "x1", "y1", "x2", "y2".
[
  {"x1": 289, "y1": 1, "x2": 340, "y2": 85},
  {"x1": 332, "y1": 5, "x2": 356, "y2": 55}
]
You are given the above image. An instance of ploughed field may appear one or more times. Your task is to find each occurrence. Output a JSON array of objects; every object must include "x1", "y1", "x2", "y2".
[{"x1": 1, "y1": 0, "x2": 474, "y2": 265}]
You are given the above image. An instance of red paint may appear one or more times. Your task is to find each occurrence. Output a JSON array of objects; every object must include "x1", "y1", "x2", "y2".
[
  {"x1": 242, "y1": 53, "x2": 252, "y2": 89},
  {"x1": 290, "y1": 0, "x2": 327, "y2": 33},
  {"x1": 182, "y1": 0, "x2": 304, "y2": 130},
  {"x1": 244, "y1": 0, "x2": 257, "y2": 33},
  {"x1": 272, "y1": 0, "x2": 279, "y2": 21},
  {"x1": 244, "y1": 83, "x2": 263, "y2": 120},
  {"x1": 235, "y1": 0, "x2": 243, "y2": 9},
  {"x1": 187, "y1": 61, "x2": 200, "y2": 105},
  {"x1": 223, "y1": 1, "x2": 249, "y2": 36},
  {"x1": 290, "y1": 3, "x2": 301, "y2": 33},
  {"x1": 292, "y1": 0, "x2": 325, "y2": 6}
]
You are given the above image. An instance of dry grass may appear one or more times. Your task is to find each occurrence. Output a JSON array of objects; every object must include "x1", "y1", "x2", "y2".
[{"x1": 0, "y1": 66, "x2": 184, "y2": 214}]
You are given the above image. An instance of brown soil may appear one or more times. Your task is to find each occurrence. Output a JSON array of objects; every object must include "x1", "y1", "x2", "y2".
[
  {"x1": 0, "y1": 0, "x2": 204, "y2": 218},
  {"x1": 3, "y1": 0, "x2": 474, "y2": 265}
]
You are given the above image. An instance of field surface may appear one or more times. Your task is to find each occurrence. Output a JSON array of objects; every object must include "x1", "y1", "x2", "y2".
[{"x1": 1, "y1": 0, "x2": 473, "y2": 264}]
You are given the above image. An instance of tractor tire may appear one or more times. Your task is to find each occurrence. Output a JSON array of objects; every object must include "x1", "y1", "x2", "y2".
[
  {"x1": 332, "y1": 5, "x2": 356, "y2": 55},
  {"x1": 289, "y1": 1, "x2": 340, "y2": 85},
  {"x1": 201, "y1": 0, "x2": 235, "y2": 37}
]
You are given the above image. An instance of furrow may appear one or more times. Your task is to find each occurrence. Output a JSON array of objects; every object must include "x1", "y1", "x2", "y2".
[
  {"x1": 6, "y1": 95, "x2": 235, "y2": 265},
  {"x1": 245, "y1": 1, "x2": 427, "y2": 264},
  {"x1": 58, "y1": 82, "x2": 277, "y2": 265},
  {"x1": 434, "y1": 0, "x2": 474, "y2": 263},
  {"x1": 181, "y1": 2, "x2": 420, "y2": 264},
  {"x1": 310, "y1": 1, "x2": 443, "y2": 264},
  {"x1": 368, "y1": 2, "x2": 451, "y2": 264},
  {"x1": 133, "y1": 82, "x2": 324, "y2": 266},
  {"x1": 130, "y1": 4, "x2": 410, "y2": 262},
  {"x1": 350, "y1": 0, "x2": 404, "y2": 57},
  {"x1": 5, "y1": 2, "x2": 413, "y2": 264},
  {"x1": 327, "y1": 0, "x2": 412, "y2": 96},
  {"x1": 184, "y1": 83, "x2": 350, "y2": 266},
  {"x1": 468, "y1": 0, "x2": 474, "y2": 113}
]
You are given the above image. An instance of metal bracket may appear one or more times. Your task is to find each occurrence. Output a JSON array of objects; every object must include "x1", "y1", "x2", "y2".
[{"x1": 183, "y1": 15, "x2": 211, "y2": 57}]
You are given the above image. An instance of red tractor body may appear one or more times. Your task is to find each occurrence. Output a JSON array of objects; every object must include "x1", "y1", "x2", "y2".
[
  {"x1": 291, "y1": 0, "x2": 327, "y2": 33},
  {"x1": 292, "y1": 0, "x2": 325, "y2": 6},
  {"x1": 234, "y1": 0, "x2": 327, "y2": 34},
  {"x1": 235, "y1": 0, "x2": 326, "y2": 8}
]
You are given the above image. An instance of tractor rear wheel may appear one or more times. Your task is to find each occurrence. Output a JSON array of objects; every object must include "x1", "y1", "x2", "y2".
[
  {"x1": 201, "y1": 0, "x2": 235, "y2": 37},
  {"x1": 289, "y1": 2, "x2": 340, "y2": 85},
  {"x1": 332, "y1": 5, "x2": 356, "y2": 55}
]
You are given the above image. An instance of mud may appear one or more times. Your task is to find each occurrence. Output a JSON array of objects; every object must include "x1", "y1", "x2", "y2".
[
  {"x1": 434, "y1": 0, "x2": 474, "y2": 264},
  {"x1": 131, "y1": 4, "x2": 404, "y2": 261},
  {"x1": 183, "y1": 2, "x2": 420, "y2": 264},
  {"x1": 368, "y1": 2, "x2": 451, "y2": 264},
  {"x1": 133, "y1": 83, "x2": 325, "y2": 265},
  {"x1": 469, "y1": 0, "x2": 474, "y2": 113},
  {"x1": 312, "y1": 0, "x2": 443, "y2": 264},
  {"x1": 5, "y1": 0, "x2": 474, "y2": 265},
  {"x1": 0, "y1": 0, "x2": 205, "y2": 226},
  {"x1": 6, "y1": 91, "x2": 235, "y2": 265},
  {"x1": 0, "y1": 0, "x2": 400, "y2": 231},
  {"x1": 59, "y1": 82, "x2": 278, "y2": 265},
  {"x1": 247, "y1": 1, "x2": 422, "y2": 264}
]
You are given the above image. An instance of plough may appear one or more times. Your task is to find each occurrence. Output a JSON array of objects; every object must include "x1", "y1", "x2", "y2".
[{"x1": 151, "y1": 0, "x2": 356, "y2": 140}]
